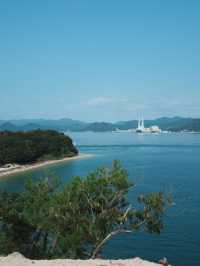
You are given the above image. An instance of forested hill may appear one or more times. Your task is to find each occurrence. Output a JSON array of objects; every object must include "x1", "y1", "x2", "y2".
[{"x1": 0, "y1": 130, "x2": 78, "y2": 166}]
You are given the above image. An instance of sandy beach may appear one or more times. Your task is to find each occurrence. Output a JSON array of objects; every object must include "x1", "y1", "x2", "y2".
[
  {"x1": 0, "y1": 153, "x2": 92, "y2": 179},
  {"x1": 0, "y1": 253, "x2": 161, "y2": 266}
]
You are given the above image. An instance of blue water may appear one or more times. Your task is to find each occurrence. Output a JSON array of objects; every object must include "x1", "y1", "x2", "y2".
[{"x1": 1, "y1": 132, "x2": 200, "y2": 266}]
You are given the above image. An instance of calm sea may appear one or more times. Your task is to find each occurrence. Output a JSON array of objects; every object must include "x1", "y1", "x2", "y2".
[{"x1": 1, "y1": 132, "x2": 200, "y2": 266}]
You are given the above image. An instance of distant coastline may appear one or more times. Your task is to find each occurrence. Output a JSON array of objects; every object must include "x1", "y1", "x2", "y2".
[
  {"x1": 1, "y1": 117, "x2": 200, "y2": 133},
  {"x1": 0, "y1": 153, "x2": 93, "y2": 179}
]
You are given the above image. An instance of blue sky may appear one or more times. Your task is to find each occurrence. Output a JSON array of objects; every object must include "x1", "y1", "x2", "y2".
[{"x1": 0, "y1": 0, "x2": 200, "y2": 122}]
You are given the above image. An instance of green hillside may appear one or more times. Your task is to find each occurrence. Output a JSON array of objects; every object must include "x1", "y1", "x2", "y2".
[{"x1": 0, "y1": 130, "x2": 78, "y2": 166}]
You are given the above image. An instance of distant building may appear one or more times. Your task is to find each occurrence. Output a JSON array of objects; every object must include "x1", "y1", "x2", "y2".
[
  {"x1": 136, "y1": 119, "x2": 161, "y2": 133},
  {"x1": 136, "y1": 119, "x2": 145, "y2": 133},
  {"x1": 149, "y1": 125, "x2": 162, "y2": 133}
]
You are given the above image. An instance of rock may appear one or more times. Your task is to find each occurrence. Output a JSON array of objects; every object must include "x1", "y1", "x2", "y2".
[
  {"x1": 6, "y1": 252, "x2": 23, "y2": 258},
  {"x1": 159, "y1": 257, "x2": 171, "y2": 266}
]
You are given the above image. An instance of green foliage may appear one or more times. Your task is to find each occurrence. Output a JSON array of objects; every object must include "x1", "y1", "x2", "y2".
[
  {"x1": 0, "y1": 130, "x2": 78, "y2": 166},
  {"x1": 0, "y1": 161, "x2": 170, "y2": 259}
]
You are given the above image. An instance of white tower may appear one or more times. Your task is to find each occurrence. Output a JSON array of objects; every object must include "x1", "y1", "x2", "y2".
[
  {"x1": 141, "y1": 119, "x2": 144, "y2": 130},
  {"x1": 137, "y1": 119, "x2": 141, "y2": 130}
]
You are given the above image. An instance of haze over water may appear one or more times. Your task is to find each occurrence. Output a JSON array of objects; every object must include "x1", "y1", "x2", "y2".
[{"x1": 1, "y1": 132, "x2": 200, "y2": 266}]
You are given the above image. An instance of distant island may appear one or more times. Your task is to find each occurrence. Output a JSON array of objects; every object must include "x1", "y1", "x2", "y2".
[
  {"x1": 0, "y1": 130, "x2": 81, "y2": 177},
  {"x1": 0, "y1": 117, "x2": 200, "y2": 133}
]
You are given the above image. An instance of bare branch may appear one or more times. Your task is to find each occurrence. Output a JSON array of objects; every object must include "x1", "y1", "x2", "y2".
[
  {"x1": 91, "y1": 229, "x2": 132, "y2": 259},
  {"x1": 121, "y1": 204, "x2": 132, "y2": 223}
]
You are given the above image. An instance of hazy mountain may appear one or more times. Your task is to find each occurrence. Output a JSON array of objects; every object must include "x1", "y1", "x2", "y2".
[
  {"x1": 20, "y1": 123, "x2": 43, "y2": 131},
  {"x1": 0, "y1": 117, "x2": 200, "y2": 132},
  {"x1": 82, "y1": 122, "x2": 116, "y2": 132},
  {"x1": 115, "y1": 120, "x2": 138, "y2": 130},
  {"x1": 115, "y1": 117, "x2": 194, "y2": 131},
  {"x1": 147, "y1": 117, "x2": 193, "y2": 130},
  {"x1": 0, "y1": 122, "x2": 17, "y2": 131},
  {"x1": 168, "y1": 118, "x2": 200, "y2": 132},
  {"x1": 0, "y1": 118, "x2": 87, "y2": 132}
]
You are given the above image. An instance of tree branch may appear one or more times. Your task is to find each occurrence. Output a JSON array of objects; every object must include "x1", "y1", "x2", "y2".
[
  {"x1": 91, "y1": 229, "x2": 132, "y2": 259},
  {"x1": 121, "y1": 204, "x2": 132, "y2": 223}
]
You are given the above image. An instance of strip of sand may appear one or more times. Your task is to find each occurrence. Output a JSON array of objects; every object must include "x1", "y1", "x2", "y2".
[
  {"x1": 0, "y1": 153, "x2": 93, "y2": 178},
  {"x1": 0, "y1": 253, "x2": 162, "y2": 266}
]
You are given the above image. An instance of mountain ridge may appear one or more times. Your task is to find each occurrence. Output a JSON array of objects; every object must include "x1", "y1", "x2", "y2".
[{"x1": 0, "y1": 117, "x2": 199, "y2": 132}]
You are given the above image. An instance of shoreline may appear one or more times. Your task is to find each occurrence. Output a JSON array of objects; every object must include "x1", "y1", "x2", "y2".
[
  {"x1": 0, "y1": 153, "x2": 93, "y2": 179},
  {"x1": 0, "y1": 253, "x2": 161, "y2": 266}
]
